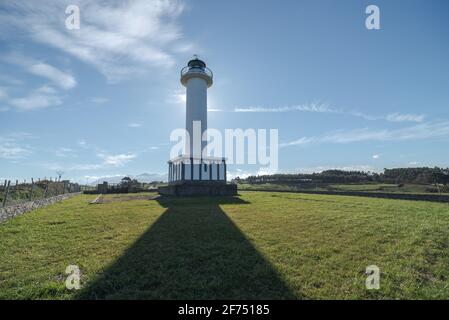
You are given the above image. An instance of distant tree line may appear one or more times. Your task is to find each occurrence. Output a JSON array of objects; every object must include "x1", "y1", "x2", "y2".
[{"x1": 234, "y1": 167, "x2": 449, "y2": 185}]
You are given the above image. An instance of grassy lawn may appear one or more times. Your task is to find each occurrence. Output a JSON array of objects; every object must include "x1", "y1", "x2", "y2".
[
  {"x1": 1, "y1": 191, "x2": 449, "y2": 299},
  {"x1": 329, "y1": 183, "x2": 399, "y2": 191},
  {"x1": 330, "y1": 183, "x2": 448, "y2": 194},
  {"x1": 238, "y1": 182, "x2": 449, "y2": 194}
]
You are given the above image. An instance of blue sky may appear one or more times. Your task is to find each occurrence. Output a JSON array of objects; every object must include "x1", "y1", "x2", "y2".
[{"x1": 1, "y1": 0, "x2": 449, "y2": 183}]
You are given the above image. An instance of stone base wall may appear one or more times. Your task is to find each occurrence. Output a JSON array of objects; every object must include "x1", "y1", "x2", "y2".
[
  {"x1": 158, "y1": 183, "x2": 237, "y2": 197},
  {"x1": 0, "y1": 192, "x2": 81, "y2": 223}
]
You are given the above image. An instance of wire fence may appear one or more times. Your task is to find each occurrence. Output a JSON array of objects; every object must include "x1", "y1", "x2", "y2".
[{"x1": 0, "y1": 178, "x2": 82, "y2": 208}]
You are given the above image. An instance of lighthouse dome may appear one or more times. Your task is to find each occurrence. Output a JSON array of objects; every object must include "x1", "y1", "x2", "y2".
[
  {"x1": 187, "y1": 58, "x2": 206, "y2": 69},
  {"x1": 181, "y1": 57, "x2": 213, "y2": 87}
]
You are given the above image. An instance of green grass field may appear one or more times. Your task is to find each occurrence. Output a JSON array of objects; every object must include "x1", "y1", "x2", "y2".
[
  {"x1": 237, "y1": 182, "x2": 449, "y2": 194},
  {"x1": 1, "y1": 191, "x2": 449, "y2": 299}
]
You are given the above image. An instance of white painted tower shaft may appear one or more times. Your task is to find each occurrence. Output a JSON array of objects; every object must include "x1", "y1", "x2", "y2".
[
  {"x1": 185, "y1": 77, "x2": 207, "y2": 156},
  {"x1": 181, "y1": 58, "x2": 213, "y2": 158}
]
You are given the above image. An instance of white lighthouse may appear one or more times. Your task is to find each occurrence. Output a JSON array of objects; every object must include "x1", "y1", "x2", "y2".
[
  {"x1": 182, "y1": 56, "x2": 211, "y2": 156},
  {"x1": 164, "y1": 57, "x2": 237, "y2": 196}
]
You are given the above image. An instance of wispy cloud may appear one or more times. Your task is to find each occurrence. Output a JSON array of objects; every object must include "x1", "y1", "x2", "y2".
[
  {"x1": 232, "y1": 103, "x2": 374, "y2": 121},
  {"x1": 128, "y1": 123, "x2": 142, "y2": 128},
  {"x1": 8, "y1": 85, "x2": 62, "y2": 110},
  {"x1": 281, "y1": 121, "x2": 449, "y2": 147},
  {"x1": 234, "y1": 103, "x2": 334, "y2": 113},
  {"x1": 46, "y1": 162, "x2": 102, "y2": 171},
  {"x1": 386, "y1": 113, "x2": 425, "y2": 123},
  {"x1": 29, "y1": 62, "x2": 76, "y2": 90},
  {"x1": 372, "y1": 154, "x2": 380, "y2": 159},
  {"x1": 1, "y1": 51, "x2": 74, "y2": 111},
  {"x1": 3, "y1": 52, "x2": 76, "y2": 90},
  {"x1": 47, "y1": 152, "x2": 137, "y2": 172},
  {"x1": 0, "y1": 143, "x2": 31, "y2": 159},
  {"x1": 0, "y1": 51, "x2": 75, "y2": 111},
  {"x1": 0, "y1": 133, "x2": 33, "y2": 159},
  {"x1": 97, "y1": 153, "x2": 137, "y2": 167},
  {"x1": 0, "y1": 0, "x2": 188, "y2": 82},
  {"x1": 208, "y1": 108, "x2": 223, "y2": 112},
  {"x1": 232, "y1": 103, "x2": 428, "y2": 124}
]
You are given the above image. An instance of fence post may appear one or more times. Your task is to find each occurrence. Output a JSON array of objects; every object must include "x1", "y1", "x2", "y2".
[
  {"x1": 2, "y1": 180, "x2": 11, "y2": 208},
  {"x1": 44, "y1": 182, "x2": 49, "y2": 199},
  {"x1": 29, "y1": 178, "x2": 34, "y2": 201},
  {"x1": 2, "y1": 180, "x2": 7, "y2": 206}
]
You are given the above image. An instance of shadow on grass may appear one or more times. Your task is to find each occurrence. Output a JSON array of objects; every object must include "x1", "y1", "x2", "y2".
[{"x1": 76, "y1": 196, "x2": 296, "y2": 299}]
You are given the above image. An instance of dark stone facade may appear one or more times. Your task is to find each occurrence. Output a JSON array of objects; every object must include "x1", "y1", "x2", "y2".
[{"x1": 158, "y1": 182, "x2": 237, "y2": 196}]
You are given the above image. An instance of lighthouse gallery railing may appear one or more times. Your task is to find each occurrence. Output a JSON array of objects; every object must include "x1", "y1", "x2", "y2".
[{"x1": 180, "y1": 66, "x2": 213, "y2": 80}]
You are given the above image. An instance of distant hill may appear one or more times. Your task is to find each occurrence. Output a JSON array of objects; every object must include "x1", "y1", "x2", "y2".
[
  {"x1": 134, "y1": 173, "x2": 167, "y2": 183},
  {"x1": 89, "y1": 173, "x2": 167, "y2": 185}
]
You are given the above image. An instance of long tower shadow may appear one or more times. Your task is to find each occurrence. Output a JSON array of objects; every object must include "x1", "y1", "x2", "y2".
[{"x1": 77, "y1": 196, "x2": 296, "y2": 299}]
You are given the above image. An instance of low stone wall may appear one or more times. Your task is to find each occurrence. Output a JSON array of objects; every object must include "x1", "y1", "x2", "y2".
[{"x1": 0, "y1": 192, "x2": 81, "y2": 223}]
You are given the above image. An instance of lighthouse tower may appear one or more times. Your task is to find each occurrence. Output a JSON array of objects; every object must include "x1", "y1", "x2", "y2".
[
  {"x1": 163, "y1": 56, "x2": 237, "y2": 196},
  {"x1": 181, "y1": 56, "x2": 212, "y2": 156}
]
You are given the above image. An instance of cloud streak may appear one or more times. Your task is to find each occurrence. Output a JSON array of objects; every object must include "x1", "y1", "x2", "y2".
[
  {"x1": 234, "y1": 103, "x2": 335, "y2": 114},
  {"x1": 47, "y1": 152, "x2": 137, "y2": 171},
  {"x1": 8, "y1": 85, "x2": 62, "y2": 110},
  {"x1": 100, "y1": 153, "x2": 137, "y2": 166},
  {"x1": 0, "y1": 143, "x2": 31, "y2": 159},
  {"x1": 0, "y1": 133, "x2": 33, "y2": 159},
  {"x1": 386, "y1": 113, "x2": 425, "y2": 123},
  {"x1": 233, "y1": 103, "x2": 426, "y2": 124},
  {"x1": 3, "y1": 52, "x2": 76, "y2": 90},
  {"x1": 281, "y1": 121, "x2": 449, "y2": 147}
]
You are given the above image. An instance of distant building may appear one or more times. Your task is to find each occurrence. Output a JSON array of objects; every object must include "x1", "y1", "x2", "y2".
[{"x1": 97, "y1": 181, "x2": 108, "y2": 193}]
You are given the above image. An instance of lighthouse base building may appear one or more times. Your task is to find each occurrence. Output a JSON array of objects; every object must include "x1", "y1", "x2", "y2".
[
  {"x1": 159, "y1": 57, "x2": 237, "y2": 196},
  {"x1": 163, "y1": 155, "x2": 236, "y2": 196}
]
